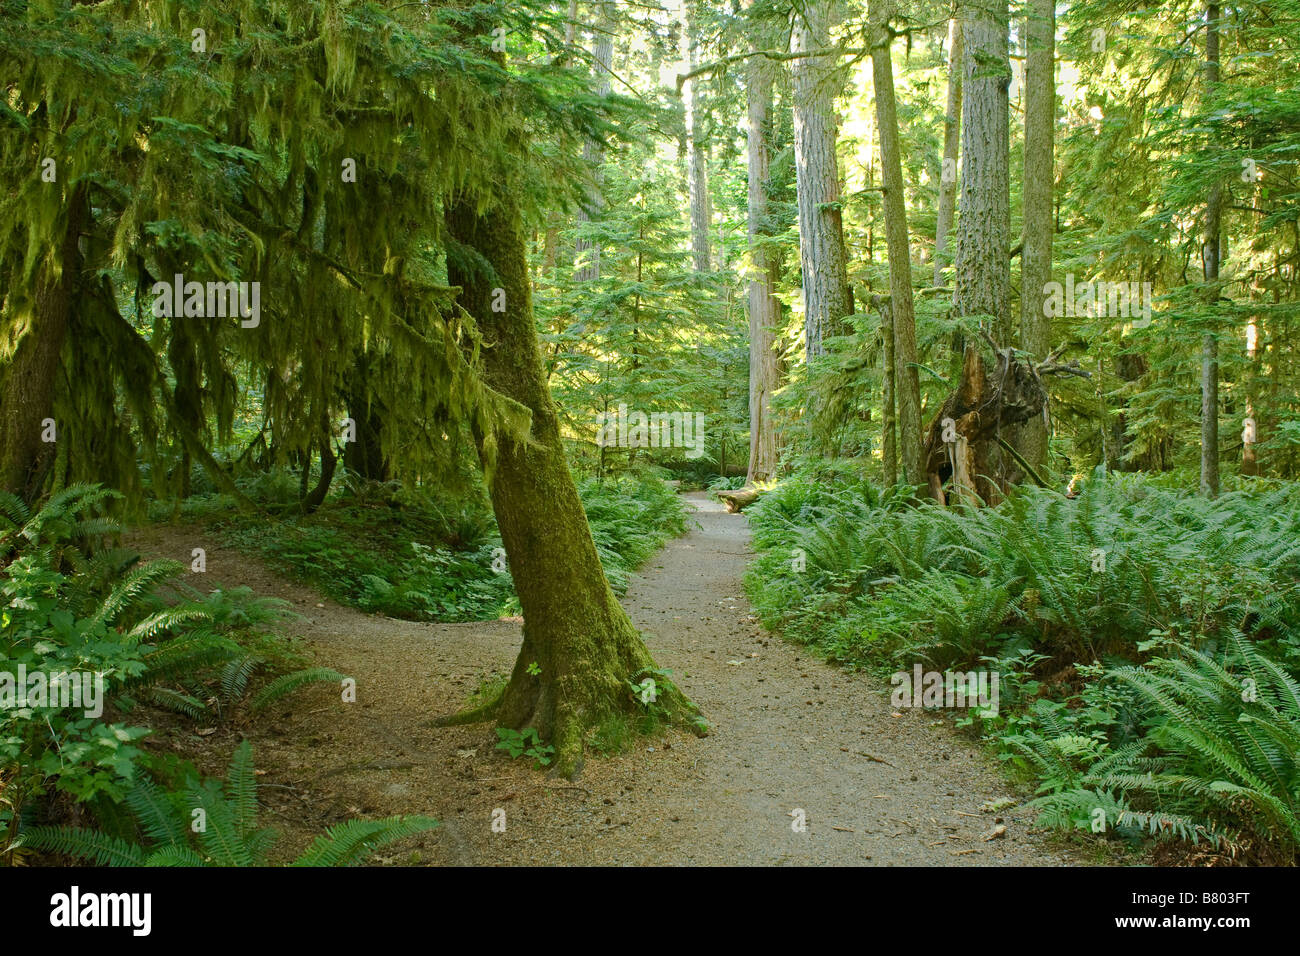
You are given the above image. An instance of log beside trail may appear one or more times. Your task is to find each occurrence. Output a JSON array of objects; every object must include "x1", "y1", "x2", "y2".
[{"x1": 717, "y1": 487, "x2": 762, "y2": 513}]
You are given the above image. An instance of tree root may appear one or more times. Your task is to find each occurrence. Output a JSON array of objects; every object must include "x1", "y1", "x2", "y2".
[{"x1": 430, "y1": 690, "x2": 503, "y2": 728}]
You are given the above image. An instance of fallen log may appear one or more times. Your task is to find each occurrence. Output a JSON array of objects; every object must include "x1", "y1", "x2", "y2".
[{"x1": 717, "y1": 486, "x2": 763, "y2": 513}]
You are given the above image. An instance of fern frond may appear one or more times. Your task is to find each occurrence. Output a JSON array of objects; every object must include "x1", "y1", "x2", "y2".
[
  {"x1": 21, "y1": 826, "x2": 147, "y2": 866},
  {"x1": 290, "y1": 816, "x2": 439, "y2": 867},
  {"x1": 225, "y1": 740, "x2": 260, "y2": 834},
  {"x1": 124, "y1": 777, "x2": 190, "y2": 847},
  {"x1": 141, "y1": 687, "x2": 210, "y2": 720},
  {"x1": 249, "y1": 667, "x2": 348, "y2": 712}
]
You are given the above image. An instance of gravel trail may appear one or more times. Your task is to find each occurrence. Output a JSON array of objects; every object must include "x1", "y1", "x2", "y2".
[{"x1": 128, "y1": 492, "x2": 1085, "y2": 866}]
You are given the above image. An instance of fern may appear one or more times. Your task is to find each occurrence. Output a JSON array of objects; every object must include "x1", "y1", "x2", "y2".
[
  {"x1": 249, "y1": 667, "x2": 349, "y2": 712},
  {"x1": 290, "y1": 816, "x2": 440, "y2": 867},
  {"x1": 141, "y1": 687, "x2": 209, "y2": 720},
  {"x1": 20, "y1": 827, "x2": 146, "y2": 867},
  {"x1": 219, "y1": 655, "x2": 264, "y2": 703},
  {"x1": 21, "y1": 741, "x2": 436, "y2": 867},
  {"x1": 1027, "y1": 635, "x2": 1300, "y2": 859}
]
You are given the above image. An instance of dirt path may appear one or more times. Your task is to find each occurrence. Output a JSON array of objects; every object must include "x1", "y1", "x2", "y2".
[{"x1": 128, "y1": 492, "x2": 1086, "y2": 866}]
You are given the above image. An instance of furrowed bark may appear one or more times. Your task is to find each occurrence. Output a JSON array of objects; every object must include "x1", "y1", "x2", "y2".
[
  {"x1": 869, "y1": 0, "x2": 924, "y2": 486},
  {"x1": 1014, "y1": 0, "x2": 1055, "y2": 472},
  {"x1": 745, "y1": 8, "x2": 783, "y2": 485}
]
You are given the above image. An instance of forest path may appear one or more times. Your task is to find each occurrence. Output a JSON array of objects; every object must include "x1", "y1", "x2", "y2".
[{"x1": 129, "y1": 492, "x2": 1084, "y2": 865}]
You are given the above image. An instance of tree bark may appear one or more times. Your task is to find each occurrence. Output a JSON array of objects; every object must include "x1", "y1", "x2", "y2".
[
  {"x1": 745, "y1": 7, "x2": 783, "y2": 486},
  {"x1": 0, "y1": 184, "x2": 87, "y2": 502},
  {"x1": 682, "y1": 0, "x2": 712, "y2": 273},
  {"x1": 921, "y1": 340, "x2": 1049, "y2": 502},
  {"x1": 301, "y1": 426, "x2": 338, "y2": 514},
  {"x1": 877, "y1": 294, "x2": 898, "y2": 486},
  {"x1": 343, "y1": 352, "x2": 391, "y2": 482},
  {"x1": 869, "y1": 0, "x2": 924, "y2": 487},
  {"x1": 1014, "y1": 0, "x2": 1054, "y2": 472},
  {"x1": 934, "y1": 16, "x2": 963, "y2": 288},
  {"x1": 574, "y1": 2, "x2": 616, "y2": 283},
  {"x1": 790, "y1": 0, "x2": 852, "y2": 362},
  {"x1": 1200, "y1": 1, "x2": 1222, "y2": 498},
  {"x1": 1243, "y1": 313, "x2": 1259, "y2": 477},
  {"x1": 445, "y1": 194, "x2": 701, "y2": 778},
  {"x1": 718, "y1": 486, "x2": 763, "y2": 512},
  {"x1": 950, "y1": 0, "x2": 1012, "y2": 503},
  {"x1": 954, "y1": 0, "x2": 1011, "y2": 344}
]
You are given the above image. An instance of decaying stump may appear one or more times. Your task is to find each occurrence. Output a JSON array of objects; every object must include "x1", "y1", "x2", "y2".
[{"x1": 923, "y1": 336, "x2": 1087, "y2": 506}]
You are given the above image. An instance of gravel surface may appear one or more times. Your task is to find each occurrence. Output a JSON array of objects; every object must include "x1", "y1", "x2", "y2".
[{"x1": 126, "y1": 492, "x2": 1090, "y2": 866}]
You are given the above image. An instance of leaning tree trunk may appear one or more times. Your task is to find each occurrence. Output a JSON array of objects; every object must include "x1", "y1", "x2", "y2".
[
  {"x1": 745, "y1": 15, "x2": 783, "y2": 486},
  {"x1": 870, "y1": 0, "x2": 924, "y2": 487},
  {"x1": 791, "y1": 0, "x2": 852, "y2": 363},
  {"x1": 0, "y1": 184, "x2": 87, "y2": 502},
  {"x1": 444, "y1": 195, "x2": 700, "y2": 778}
]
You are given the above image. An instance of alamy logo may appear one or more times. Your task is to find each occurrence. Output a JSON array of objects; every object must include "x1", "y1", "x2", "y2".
[
  {"x1": 891, "y1": 665, "x2": 999, "y2": 717},
  {"x1": 0, "y1": 665, "x2": 104, "y2": 718},
  {"x1": 595, "y1": 404, "x2": 706, "y2": 459},
  {"x1": 50, "y1": 886, "x2": 151, "y2": 936},
  {"x1": 151, "y1": 273, "x2": 260, "y2": 328},
  {"x1": 1043, "y1": 274, "x2": 1152, "y2": 328}
]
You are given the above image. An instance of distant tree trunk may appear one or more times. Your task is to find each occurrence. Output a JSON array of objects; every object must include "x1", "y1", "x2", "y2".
[
  {"x1": 1243, "y1": 313, "x2": 1259, "y2": 477},
  {"x1": 877, "y1": 294, "x2": 898, "y2": 486},
  {"x1": 165, "y1": 317, "x2": 203, "y2": 499},
  {"x1": 950, "y1": 0, "x2": 1012, "y2": 503},
  {"x1": 301, "y1": 417, "x2": 338, "y2": 514},
  {"x1": 682, "y1": 0, "x2": 712, "y2": 272},
  {"x1": 1014, "y1": 0, "x2": 1055, "y2": 471},
  {"x1": 536, "y1": 0, "x2": 580, "y2": 289},
  {"x1": 745, "y1": 24, "x2": 783, "y2": 486},
  {"x1": 1200, "y1": 1, "x2": 1222, "y2": 498},
  {"x1": 445, "y1": 194, "x2": 700, "y2": 777},
  {"x1": 574, "y1": 2, "x2": 615, "y2": 283},
  {"x1": 790, "y1": 0, "x2": 852, "y2": 362},
  {"x1": 343, "y1": 353, "x2": 390, "y2": 482},
  {"x1": 934, "y1": 16, "x2": 962, "y2": 288},
  {"x1": 0, "y1": 184, "x2": 87, "y2": 502},
  {"x1": 870, "y1": 0, "x2": 924, "y2": 487}
]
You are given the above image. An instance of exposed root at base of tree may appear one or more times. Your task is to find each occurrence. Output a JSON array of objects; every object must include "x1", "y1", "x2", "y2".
[
  {"x1": 430, "y1": 692, "x2": 503, "y2": 728},
  {"x1": 491, "y1": 630, "x2": 707, "y2": 779}
]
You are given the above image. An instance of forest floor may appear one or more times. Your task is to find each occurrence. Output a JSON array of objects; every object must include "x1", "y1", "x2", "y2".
[{"x1": 126, "y1": 492, "x2": 1096, "y2": 866}]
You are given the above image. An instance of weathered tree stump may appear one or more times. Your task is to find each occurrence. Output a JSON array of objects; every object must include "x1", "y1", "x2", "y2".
[{"x1": 923, "y1": 337, "x2": 1087, "y2": 505}]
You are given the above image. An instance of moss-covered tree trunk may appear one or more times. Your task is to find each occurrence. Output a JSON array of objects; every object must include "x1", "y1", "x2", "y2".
[
  {"x1": 343, "y1": 352, "x2": 391, "y2": 482},
  {"x1": 0, "y1": 185, "x2": 86, "y2": 502},
  {"x1": 445, "y1": 195, "x2": 700, "y2": 778}
]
